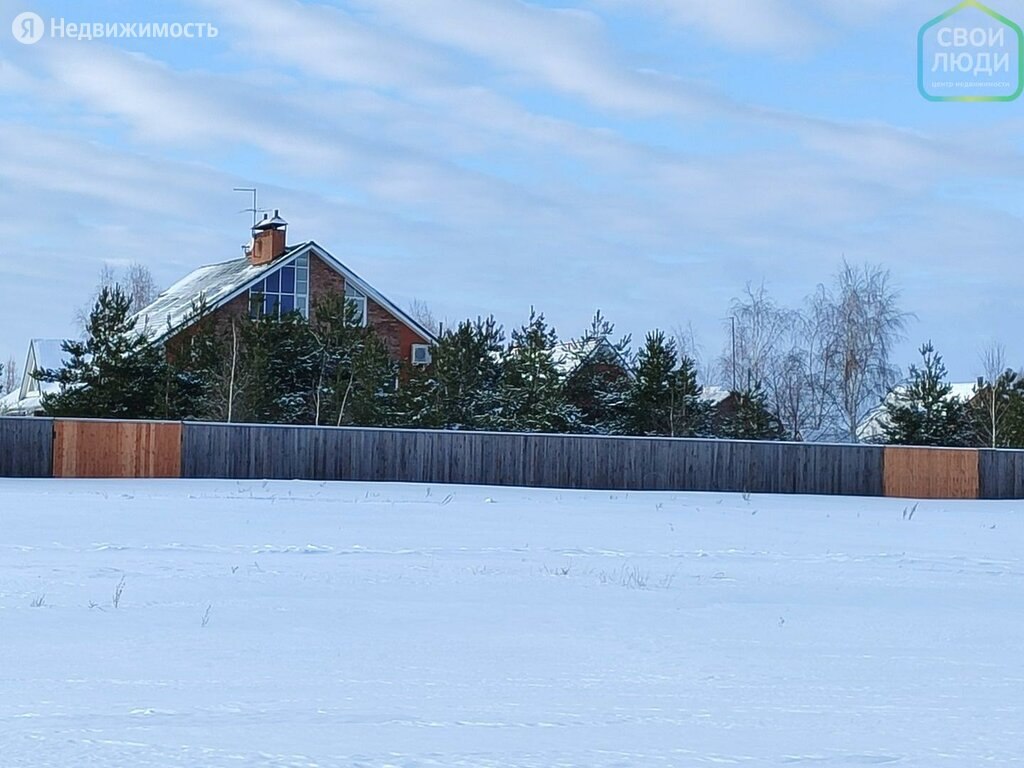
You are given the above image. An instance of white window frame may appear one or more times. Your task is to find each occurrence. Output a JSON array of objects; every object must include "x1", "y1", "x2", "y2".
[
  {"x1": 345, "y1": 283, "x2": 368, "y2": 327},
  {"x1": 411, "y1": 344, "x2": 432, "y2": 365}
]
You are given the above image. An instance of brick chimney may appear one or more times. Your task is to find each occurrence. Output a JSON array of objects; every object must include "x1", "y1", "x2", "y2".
[{"x1": 249, "y1": 210, "x2": 288, "y2": 265}]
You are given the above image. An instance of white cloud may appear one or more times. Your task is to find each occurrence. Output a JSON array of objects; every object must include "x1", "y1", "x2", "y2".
[
  {"x1": 352, "y1": 0, "x2": 725, "y2": 115},
  {"x1": 194, "y1": 0, "x2": 451, "y2": 89},
  {"x1": 609, "y1": 0, "x2": 819, "y2": 53}
]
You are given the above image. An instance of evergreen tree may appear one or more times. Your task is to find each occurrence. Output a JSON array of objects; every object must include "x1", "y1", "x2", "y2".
[
  {"x1": 883, "y1": 341, "x2": 971, "y2": 446},
  {"x1": 394, "y1": 316, "x2": 505, "y2": 430},
  {"x1": 968, "y1": 369, "x2": 1024, "y2": 448},
  {"x1": 621, "y1": 330, "x2": 710, "y2": 437},
  {"x1": 38, "y1": 286, "x2": 165, "y2": 419},
  {"x1": 235, "y1": 311, "x2": 317, "y2": 424},
  {"x1": 498, "y1": 309, "x2": 578, "y2": 432},
  {"x1": 716, "y1": 384, "x2": 784, "y2": 440},
  {"x1": 159, "y1": 298, "x2": 227, "y2": 420},
  {"x1": 308, "y1": 294, "x2": 397, "y2": 427},
  {"x1": 342, "y1": 333, "x2": 398, "y2": 427},
  {"x1": 562, "y1": 311, "x2": 632, "y2": 433}
]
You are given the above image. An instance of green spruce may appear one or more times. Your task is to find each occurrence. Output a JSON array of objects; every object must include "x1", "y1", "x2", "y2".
[{"x1": 883, "y1": 341, "x2": 971, "y2": 447}]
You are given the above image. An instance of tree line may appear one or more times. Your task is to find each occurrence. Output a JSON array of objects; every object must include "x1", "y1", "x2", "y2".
[
  {"x1": 24, "y1": 258, "x2": 1024, "y2": 447},
  {"x1": 34, "y1": 286, "x2": 782, "y2": 439},
  {"x1": 880, "y1": 341, "x2": 1024, "y2": 448}
]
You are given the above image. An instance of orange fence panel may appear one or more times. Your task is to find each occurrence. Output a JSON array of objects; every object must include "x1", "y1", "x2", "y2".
[
  {"x1": 53, "y1": 420, "x2": 182, "y2": 478},
  {"x1": 882, "y1": 446, "x2": 979, "y2": 499}
]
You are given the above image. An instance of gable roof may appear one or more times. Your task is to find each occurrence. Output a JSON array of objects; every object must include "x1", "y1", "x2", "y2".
[
  {"x1": 1, "y1": 338, "x2": 73, "y2": 415},
  {"x1": 700, "y1": 386, "x2": 733, "y2": 406},
  {"x1": 132, "y1": 241, "x2": 436, "y2": 345},
  {"x1": 131, "y1": 242, "x2": 307, "y2": 344},
  {"x1": 311, "y1": 242, "x2": 437, "y2": 344},
  {"x1": 552, "y1": 338, "x2": 633, "y2": 378},
  {"x1": 28, "y1": 338, "x2": 71, "y2": 377}
]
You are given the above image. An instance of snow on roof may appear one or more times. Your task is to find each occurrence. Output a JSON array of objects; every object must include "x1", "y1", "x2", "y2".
[
  {"x1": 551, "y1": 337, "x2": 633, "y2": 379},
  {"x1": 0, "y1": 388, "x2": 22, "y2": 413},
  {"x1": 131, "y1": 243, "x2": 308, "y2": 344},
  {"x1": 1, "y1": 391, "x2": 41, "y2": 416},
  {"x1": 700, "y1": 386, "x2": 733, "y2": 406},
  {"x1": 131, "y1": 241, "x2": 437, "y2": 346},
  {"x1": 857, "y1": 382, "x2": 979, "y2": 442},
  {"x1": 551, "y1": 338, "x2": 602, "y2": 376}
]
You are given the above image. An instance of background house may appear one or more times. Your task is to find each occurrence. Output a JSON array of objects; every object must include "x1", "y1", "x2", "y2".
[
  {"x1": 132, "y1": 212, "x2": 435, "y2": 365},
  {"x1": 0, "y1": 339, "x2": 72, "y2": 416}
]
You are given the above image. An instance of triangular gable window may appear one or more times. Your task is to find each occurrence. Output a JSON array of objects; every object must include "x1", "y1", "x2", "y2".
[{"x1": 249, "y1": 254, "x2": 309, "y2": 318}]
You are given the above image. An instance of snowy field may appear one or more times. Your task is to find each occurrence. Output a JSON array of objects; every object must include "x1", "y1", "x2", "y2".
[{"x1": 2, "y1": 479, "x2": 1023, "y2": 767}]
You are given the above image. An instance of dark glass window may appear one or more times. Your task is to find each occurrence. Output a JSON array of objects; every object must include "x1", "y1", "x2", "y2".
[
  {"x1": 280, "y1": 267, "x2": 295, "y2": 293},
  {"x1": 249, "y1": 253, "x2": 309, "y2": 319}
]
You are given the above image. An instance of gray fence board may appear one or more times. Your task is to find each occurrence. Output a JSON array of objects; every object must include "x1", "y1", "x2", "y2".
[
  {"x1": 979, "y1": 450, "x2": 1024, "y2": 500},
  {"x1": 178, "y1": 422, "x2": 889, "y2": 496},
  {"x1": 0, "y1": 417, "x2": 53, "y2": 477}
]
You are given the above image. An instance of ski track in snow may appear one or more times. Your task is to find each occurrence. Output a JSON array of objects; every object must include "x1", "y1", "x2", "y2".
[{"x1": 1, "y1": 478, "x2": 1022, "y2": 767}]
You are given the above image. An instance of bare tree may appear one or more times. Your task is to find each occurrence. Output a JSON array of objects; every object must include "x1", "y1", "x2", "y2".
[
  {"x1": 2, "y1": 355, "x2": 17, "y2": 395},
  {"x1": 767, "y1": 314, "x2": 821, "y2": 442},
  {"x1": 718, "y1": 283, "x2": 789, "y2": 392},
  {"x1": 973, "y1": 341, "x2": 1016, "y2": 448},
  {"x1": 814, "y1": 261, "x2": 911, "y2": 442},
  {"x1": 673, "y1": 322, "x2": 711, "y2": 387},
  {"x1": 125, "y1": 262, "x2": 158, "y2": 311},
  {"x1": 75, "y1": 263, "x2": 159, "y2": 332},
  {"x1": 407, "y1": 299, "x2": 441, "y2": 336}
]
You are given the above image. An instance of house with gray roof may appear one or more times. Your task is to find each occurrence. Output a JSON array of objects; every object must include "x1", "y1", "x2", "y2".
[{"x1": 132, "y1": 211, "x2": 436, "y2": 365}]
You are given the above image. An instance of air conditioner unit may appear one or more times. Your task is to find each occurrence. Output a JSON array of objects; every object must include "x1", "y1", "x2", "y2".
[{"x1": 411, "y1": 344, "x2": 432, "y2": 366}]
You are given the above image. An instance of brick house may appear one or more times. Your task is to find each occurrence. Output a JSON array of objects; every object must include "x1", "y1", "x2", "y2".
[{"x1": 132, "y1": 212, "x2": 435, "y2": 363}]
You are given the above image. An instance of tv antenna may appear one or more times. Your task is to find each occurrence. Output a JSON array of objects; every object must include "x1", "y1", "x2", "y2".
[{"x1": 233, "y1": 187, "x2": 259, "y2": 227}]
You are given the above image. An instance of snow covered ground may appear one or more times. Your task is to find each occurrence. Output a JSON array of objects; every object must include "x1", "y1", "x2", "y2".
[{"x1": 2, "y1": 479, "x2": 1023, "y2": 767}]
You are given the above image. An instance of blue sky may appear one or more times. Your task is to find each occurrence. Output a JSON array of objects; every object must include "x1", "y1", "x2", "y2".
[{"x1": 1, "y1": 0, "x2": 1024, "y2": 381}]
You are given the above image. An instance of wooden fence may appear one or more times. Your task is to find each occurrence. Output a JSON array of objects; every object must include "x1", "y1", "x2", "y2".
[
  {"x1": 2, "y1": 417, "x2": 1024, "y2": 499},
  {"x1": 882, "y1": 446, "x2": 979, "y2": 500},
  {"x1": 0, "y1": 417, "x2": 53, "y2": 478},
  {"x1": 182, "y1": 424, "x2": 885, "y2": 493},
  {"x1": 53, "y1": 420, "x2": 182, "y2": 478}
]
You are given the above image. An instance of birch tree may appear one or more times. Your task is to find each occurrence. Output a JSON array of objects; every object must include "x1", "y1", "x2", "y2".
[{"x1": 814, "y1": 261, "x2": 910, "y2": 442}]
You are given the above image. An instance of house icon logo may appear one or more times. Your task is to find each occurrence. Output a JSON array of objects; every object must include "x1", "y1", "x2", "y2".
[{"x1": 918, "y1": 0, "x2": 1023, "y2": 101}]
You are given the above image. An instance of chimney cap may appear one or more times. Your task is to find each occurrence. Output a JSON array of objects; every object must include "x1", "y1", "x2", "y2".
[{"x1": 253, "y1": 209, "x2": 287, "y2": 232}]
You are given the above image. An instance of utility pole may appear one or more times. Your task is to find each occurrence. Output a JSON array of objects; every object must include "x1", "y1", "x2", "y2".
[{"x1": 730, "y1": 315, "x2": 737, "y2": 392}]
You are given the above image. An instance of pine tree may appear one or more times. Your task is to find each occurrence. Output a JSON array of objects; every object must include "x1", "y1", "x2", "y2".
[
  {"x1": 394, "y1": 317, "x2": 506, "y2": 430},
  {"x1": 883, "y1": 341, "x2": 971, "y2": 446},
  {"x1": 159, "y1": 298, "x2": 226, "y2": 420},
  {"x1": 38, "y1": 286, "x2": 166, "y2": 419},
  {"x1": 716, "y1": 384, "x2": 784, "y2": 440},
  {"x1": 562, "y1": 311, "x2": 632, "y2": 433},
  {"x1": 621, "y1": 331, "x2": 710, "y2": 437},
  {"x1": 498, "y1": 309, "x2": 578, "y2": 432},
  {"x1": 234, "y1": 311, "x2": 318, "y2": 424},
  {"x1": 342, "y1": 333, "x2": 397, "y2": 427},
  {"x1": 308, "y1": 294, "x2": 397, "y2": 427}
]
